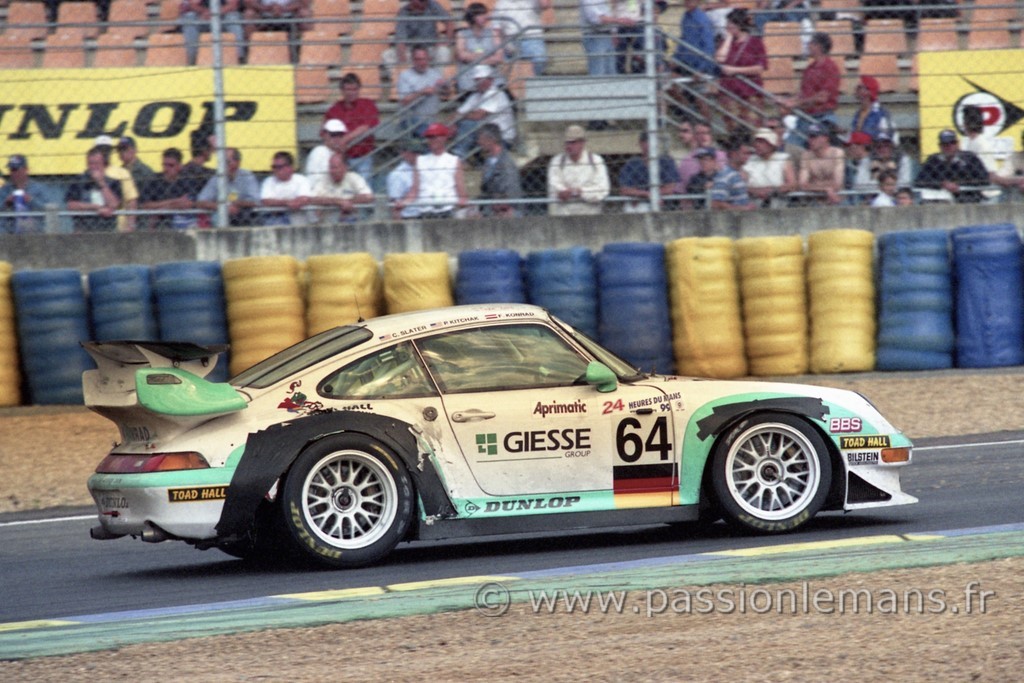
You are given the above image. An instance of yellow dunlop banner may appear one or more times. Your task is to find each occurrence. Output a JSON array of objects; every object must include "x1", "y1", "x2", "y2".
[
  {"x1": 0, "y1": 66, "x2": 297, "y2": 175},
  {"x1": 918, "y1": 49, "x2": 1024, "y2": 157}
]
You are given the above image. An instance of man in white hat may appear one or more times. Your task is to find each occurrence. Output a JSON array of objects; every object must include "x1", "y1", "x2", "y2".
[
  {"x1": 547, "y1": 123, "x2": 609, "y2": 216},
  {"x1": 744, "y1": 126, "x2": 795, "y2": 208},
  {"x1": 304, "y1": 118, "x2": 349, "y2": 185},
  {"x1": 450, "y1": 64, "x2": 515, "y2": 159}
]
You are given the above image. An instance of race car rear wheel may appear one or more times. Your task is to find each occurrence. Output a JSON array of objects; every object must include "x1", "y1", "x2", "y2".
[
  {"x1": 711, "y1": 412, "x2": 831, "y2": 533},
  {"x1": 281, "y1": 434, "x2": 415, "y2": 568}
]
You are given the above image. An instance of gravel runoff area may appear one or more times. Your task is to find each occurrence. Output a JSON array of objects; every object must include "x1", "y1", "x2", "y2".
[{"x1": 1, "y1": 368, "x2": 1022, "y2": 679}]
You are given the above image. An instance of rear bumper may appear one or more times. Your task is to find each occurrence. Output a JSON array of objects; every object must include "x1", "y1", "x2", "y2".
[{"x1": 88, "y1": 473, "x2": 228, "y2": 541}]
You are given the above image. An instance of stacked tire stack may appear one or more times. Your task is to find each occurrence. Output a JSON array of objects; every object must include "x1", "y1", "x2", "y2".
[
  {"x1": 0, "y1": 262, "x2": 21, "y2": 406},
  {"x1": 597, "y1": 242, "x2": 674, "y2": 374},
  {"x1": 952, "y1": 223, "x2": 1024, "y2": 368},
  {"x1": 152, "y1": 261, "x2": 231, "y2": 382},
  {"x1": 383, "y1": 252, "x2": 454, "y2": 314},
  {"x1": 454, "y1": 249, "x2": 525, "y2": 305},
  {"x1": 11, "y1": 268, "x2": 93, "y2": 404},
  {"x1": 306, "y1": 253, "x2": 383, "y2": 335},
  {"x1": 222, "y1": 256, "x2": 305, "y2": 376},
  {"x1": 525, "y1": 247, "x2": 599, "y2": 339},
  {"x1": 736, "y1": 235, "x2": 808, "y2": 376},
  {"x1": 87, "y1": 265, "x2": 158, "y2": 342},
  {"x1": 666, "y1": 237, "x2": 746, "y2": 378},
  {"x1": 876, "y1": 229, "x2": 955, "y2": 370},
  {"x1": 807, "y1": 229, "x2": 876, "y2": 374}
]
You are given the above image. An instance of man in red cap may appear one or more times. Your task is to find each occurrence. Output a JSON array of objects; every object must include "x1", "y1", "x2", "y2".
[
  {"x1": 404, "y1": 123, "x2": 468, "y2": 218},
  {"x1": 850, "y1": 74, "x2": 896, "y2": 143}
]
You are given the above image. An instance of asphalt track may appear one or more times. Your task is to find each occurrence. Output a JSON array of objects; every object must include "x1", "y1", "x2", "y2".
[{"x1": 2, "y1": 432, "x2": 1023, "y2": 660}]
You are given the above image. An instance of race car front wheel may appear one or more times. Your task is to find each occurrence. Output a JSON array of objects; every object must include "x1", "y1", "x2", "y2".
[
  {"x1": 281, "y1": 434, "x2": 415, "y2": 568},
  {"x1": 711, "y1": 412, "x2": 831, "y2": 533}
]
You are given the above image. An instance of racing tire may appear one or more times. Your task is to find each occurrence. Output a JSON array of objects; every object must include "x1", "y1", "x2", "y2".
[
  {"x1": 280, "y1": 434, "x2": 415, "y2": 568},
  {"x1": 711, "y1": 412, "x2": 831, "y2": 534}
]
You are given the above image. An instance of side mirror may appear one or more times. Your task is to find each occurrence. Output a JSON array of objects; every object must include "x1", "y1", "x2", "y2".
[{"x1": 585, "y1": 361, "x2": 618, "y2": 393}]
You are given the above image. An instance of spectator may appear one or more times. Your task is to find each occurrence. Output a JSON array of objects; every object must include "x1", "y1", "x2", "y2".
[
  {"x1": 477, "y1": 123, "x2": 524, "y2": 217},
  {"x1": 548, "y1": 124, "x2": 610, "y2": 216},
  {"x1": 304, "y1": 119, "x2": 349, "y2": 186},
  {"x1": 324, "y1": 73, "x2": 381, "y2": 186},
  {"x1": 181, "y1": 0, "x2": 245, "y2": 65},
  {"x1": 783, "y1": 32, "x2": 840, "y2": 147},
  {"x1": 451, "y1": 65, "x2": 516, "y2": 159},
  {"x1": 613, "y1": 0, "x2": 643, "y2": 74},
  {"x1": 682, "y1": 146, "x2": 718, "y2": 209},
  {"x1": 674, "y1": 118, "x2": 698, "y2": 164},
  {"x1": 744, "y1": 127, "x2": 795, "y2": 208},
  {"x1": 754, "y1": 0, "x2": 810, "y2": 33},
  {"x1": 493, "y1": 0, "x2": 551, "y2": 76},
  {"x1": 761, "y1": 114, "x2": 804, "y2": 175},
  {"x1": 870, "y1": 169, "x2": 899, "y2": 207},
  {"x1": 961, "y1": 104, "x2": 1016, "y2": 202},
  {"x1": 242, "y1": 0, "x2": 311, "y2": 41},
  {"x1": 455, "y1": 2, "x2": 505, "y2": 95},
  {"x1": 1004, "y1": 128, "x2": 1024, "y2": 201},
  {"x1": 797, "y1": 123, "x2": 844, "y2": 205},
  {"x1": 387, "y1": 139, "x2": 424, "y2": 220},
  {"x1": 307, "y1": 153, "x2": 374, "y2": 224},
  {"x1": 669, "y1": 0, "x2": 717, "y2": 123},
  {"x1": 385, "y1": 0, "x2": 455, "y2": 69},
  {"x1": 0, "y1": 155, "x2": 52, "y2": 234},
  {"x1": 138, "y1": 148, "x2": 200, "y2": 230},
  {"x1": 677, "y1": 120, "x2": 727, "y2": 190},
  {"x1": 93, "y1": 135, "x2": 138, "y2": 232},
  {"x1": 195, "y1": 147, "x2": 260, "y2": 227},
  {"x1": 710, "y1": 133, "x2": 755, "y2": 210},
  {"x1": 116, "y1": 137, "x2": 157, "y2": 191},
  {"x1": 579, "y1": 0, "x2": 635, "y2": 78},
  {"x1": 869, "y1": 132, "x2": 914, "y2": 188},
  {"x1": 714, "y1": 8, "x2": 767, "y2": 131},
  {"x1": 850, "y1": 75, "x2": 896, "y2": 142},
  {"x1": 65, "y1": 146, "x2": 123, "y2": 233},
  {"x1": 618, "y1": 131, "x2": 681, "y2": 213},
  {"x1": 259, "y1": 151, "x2": 314, "y2": 225},
  {"x1": 405, "y1": 123, "x2": 468, "y2": 218},
  {"x1": 182, "y1": 133, "x2": 215, "y2": 192},
  {"x1": 844, "y1": 130, "x2": 874, "y2": 204},
  {"x1": 396, "y1": 44, "x2": 452, "y2": 138},
  {"x1": 895, "y1": 186, "x2": 915, "y2": 206},
  {"x1": 916, "y1": 129, "x2": 990, "y2": 204}
]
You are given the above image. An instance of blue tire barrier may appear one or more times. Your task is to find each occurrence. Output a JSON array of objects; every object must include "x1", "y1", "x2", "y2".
[
  {"x1": 526, "y1": 248, "x2": 599, "y2": 339},
  {"x1": 455, "y1": 249, "x2": 526, "y2": 305},
  {"x1": 12, "y1": 269, "x2": 93, "y2": 404},
  {"x1": 952, "y1": 224, "x2": 1024, "y2": 368},
  {"x1": 88, "y1": 265, "x2": 158, "y2": 342},
  {"x1": 875, "y1": 230, "x2": 954, "y2": 370},
  {"x1": 597, "y1": 243, "x2": 673, "y2": 374},
  {"x1": 152, "y1": 261, "x2": 230, "y2": 382}
]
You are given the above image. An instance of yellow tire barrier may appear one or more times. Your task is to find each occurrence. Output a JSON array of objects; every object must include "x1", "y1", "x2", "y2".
[
  {"x1": 305, "y1": 253, "x2": 383, "y2": 335},
  {"x1": 807, "y1": 229, "x2": 876, "y2": 373},
  {"x1": 222, "y1": 256, "x2": 305, "y2": 375},
  {"x1": 383, "y1": 252, "x2": 454, "y2": 314},
  {"x1": 736, "y1": 235, "x2": 809, "y2": 376},
  {"x1": 0, "y1": 262, "x2": 21, "y2": 406},
  {"x1": 666, "y1": 237, "x2": 747, "y2": 378}
]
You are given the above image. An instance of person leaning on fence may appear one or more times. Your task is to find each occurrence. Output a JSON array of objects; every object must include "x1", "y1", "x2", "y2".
[
  {"x1": 397, "y1": 44, "x2": 452, "y2": 139},
  {"x1": 961, "y1": 104, "x2": 1017, "y2": 203},
  {"x1": 405, "y1": 123, "x2": 469, "y2": 219},
  {"x1": 743, "y1": 127, "x2": 795, "y2": 209},
  {"x1": 547, "y1": 124, "x2": 611, "y2": 216},
  {"x1": 195, "y1": 147, "x2": 260, "y2": 227},
  {"x1": 306, "y1": 152, "x2": 374, "y2": 224},
  {"x1": 682, "y1": 146, "x2": 718, "y2": 210},
  {"x1": 713, "y1": 8, "x2": 767, "y2": 131},
  {"x1": 305, "y1": 118, "x2": 349, "y2": 186},
  {"x1": 0, "y1": 155, "x2": 53, "y2": 235},
  {"x1": 782, "y1": 32, "x2": 841, "y2": 148},
  {"x1": 324, "y1": 73, "x2": 381, "y2": 187},
  {"x1": 843, "y1": 130, "x2": 875, "y2": 205},
  {"x1": 915, "y1": 129, "x2": 990, "y2": 204},
  {"x1": 492, "y1": 0, "x2": 551, "y2": 76},
  {"x1": 65, "y1": 146, "x2": 124, "y2": 233},
  {"x1": 387, "y1": 139, "x2": 424, "y2": 220},
  {"x1": 450, "y1": 65, "x2": 516, "y2": 160},
  {"x1": 870, "y1": 169, "x2": 900, "y2": 207},
  {"x1": 385, "y1": 0, "x2": 456, "y2": 70},
  {"x1": 259, "y1": 151, "x2": 314, "y2": 226},
  {"x1": 93, "y1": 135, "x2": 139, "y2": 232},
  {"x1": 869, "y1": 132, "x2": 913, "y2": 188},
  {"x1": 138, "y1": 148, "x2": 201, "y2": 230},
  {"x1": 710, "y1": 133, "x2": 756, "y2": 211},
  {"x1": 116, "y1": 137, "x2": 157, "y2": 192},
  {"x1": 476, "y1": 123, "x2": 523, "y2": 218},
  {"x1": 618, "y1": 131, "x2": 681, "y2": 213},
  {"x1": 796, "y1": 123, "x2": 844, "y2": 205},
  {"x1": 677, "y1": 119, "x2": 726, "y2": 191}
]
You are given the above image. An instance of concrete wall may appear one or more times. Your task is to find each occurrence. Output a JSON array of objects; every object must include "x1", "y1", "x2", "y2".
[{"x1": 2, "y1": 204, "x2": 1021, "y2": 271}]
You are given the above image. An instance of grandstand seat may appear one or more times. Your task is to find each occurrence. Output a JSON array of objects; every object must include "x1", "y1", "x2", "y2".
[
  {"x1": 106, "y1": 0, "x2": 152, "y2": 39},
  {"x1": 247, "y1": 31, "x2": 292, "y2": 64},
  {"x1": 92, "y1": 30, "x2": 139, "y2": 67},
  {"x1": 360, "y1": 0, "x2": 402, "y2": 21},
  {"x1": 296, "y1": 32, "x2": 344, "y2": 104},
  {"x1": 195, "y1": 32, "x2": 240, "y2": 66},
  {"x1": 348, "y1": 38, "x2": 388, "y2": 70},
  {"x1": 3, "y1": 2, "x2": 50, "y2": 41},
  {"x1": 42, "y1": 33, "x2": 88, "y2": 68},
  {"x1": 762, "y1": 55, "x2": 797, "y2": 96},
  {"x1": 969, "y1": 0, "x2": 1022, "y2": 25},
  {"x1": 915, "y1": 18, "x2": 961, "y2": 51},
  {"x1": 857, "y1": 53, "x2": 901, "y2": 94},
  {"x1": 966, "y1": 26, "x2": 1014, "y2": 49},
  {"x1": 308, "y1": 0, "x2": 351, "y2": 35},
  {"x1": 55, "y1": 1, "x2": 101, "y2": 40},
  {"x1": 345, "y1": 65, "x2": 385, "y2": 101},
  {"x1": 762, "y1": 21, "x2": 804, "y2": 59},
  {"x1": 0, "y1": 33, "x2": 36, "y2": 68},
  {"x1": 814, "y1": 20, "x2": 856, "y2": 60},
  {"x1": 863, "y1": 19, "x2": 909, "y2": 56},
  {"x1": 144, "y1": 32, "x2": 188, "y2": 66},
  {"x1": 154, "y1": 0, "x2": 182, "y2": 33}
]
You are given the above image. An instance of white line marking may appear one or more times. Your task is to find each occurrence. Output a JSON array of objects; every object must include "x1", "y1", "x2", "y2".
[
  {"x1": 0, "y1": 514, "x2": 94, "y2": 528},
  {"x1": 915, "y1": 439, "x2": 1024, "y2": 452}
]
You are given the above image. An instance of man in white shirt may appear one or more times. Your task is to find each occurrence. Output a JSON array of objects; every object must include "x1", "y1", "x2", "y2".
[
  {"x1": 744, "y1": 127, "x2": 795, "y2": 208},
  {"x1": 547, "y1": 123, "x2": 609, "y2": 216},
  {"x1": 259, "y1": 151, "x2": 313, "y2": 226},
  {"x1": 405, "y1": 123, "x2": 468, "y2": 218},
  {"x1": 396, "y1": 44, "x2": 451, "y2": 138},
  {"x1": 451, "y1": 65, "x2": 516, "y2": 159},
  {"x1": 387, "y1": 140, "x2": 423, "y2": 219},
  {"x1": 307, "y1": 153, "x2": 374, "y2": 223},
  {"x1": 304, "y1": 119, "x2": 348, "y2": 186}
]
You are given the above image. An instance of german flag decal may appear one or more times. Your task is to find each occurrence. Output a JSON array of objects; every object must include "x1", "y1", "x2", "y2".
[{"x1": 613, "y1": 463, "x2": 678, "y2": 509}]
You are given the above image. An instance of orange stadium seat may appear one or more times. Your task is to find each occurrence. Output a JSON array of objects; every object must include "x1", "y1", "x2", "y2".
[
  {"x1": 857, "y1": 53, "x2": 902, "y2": 94},
  {"x1": 308, "y1": 0, "x2": 352, "y2": 35},
  {"x1": 144, "y1": 32, "x2": 188, "y2": 66},
  {"x1": 55, "y1": 1, "x2": 101, "y2": 40},
  {"x1": 361, "y1": 0, "x2": 402, "y2": 20},
  {"x1": 966, "y1": 26, "x2": 1014, "y2": 49},
  {"x1": 970, "y1": 0, "x2": 1022, "y2": 25},
  {"x1": 195, "y1": 32, "x2": 241, "y2": 66},
  {"x1": 863, "y1": 19, "x2": 909, "y2": 56},
  {"x1": 915, "y1": 18, "x2": 961, "y2": 51},
  {"x1": 154, "y1": 0, "x2": 182, "y2": 33},
  {"x1": 762, "y1": 21, "x2": 804, "y2": 59},
  {"x1": 92, "y1": 30, "x2": 139, "y2": 67},
  {"x1": 4, "y1": 2, "x2": 50, "y2": 41},
  {"x1": 247, "y1": 31, "x2": 292, "y2": 64},
  {"x1": 0, "y1": 33, "x2": 36, "y2": 68},
  {"x1": 107, "y1": 0, "x2": 153, "y2": 39},
  {"x1": 762, "y1": 55, "x2": 797, "y2": 96},
  {"x1": 296, "y1": 33, "x2": 344, "y2": 104},
  {"x1": 42, "y1": 33, "x2": 88, "y2": 68}
]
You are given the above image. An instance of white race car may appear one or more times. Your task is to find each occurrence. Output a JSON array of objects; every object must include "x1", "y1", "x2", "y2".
[{"x1": 84, "y1": 304, "x2": 916, "y2": 567}]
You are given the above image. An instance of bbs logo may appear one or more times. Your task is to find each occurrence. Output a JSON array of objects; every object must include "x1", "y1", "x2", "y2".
[{"x1": 829, "y1": 417, "x2": 862, "y2": 433}]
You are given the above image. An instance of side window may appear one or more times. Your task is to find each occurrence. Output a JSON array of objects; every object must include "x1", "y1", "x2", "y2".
[
  {"x1": 319, "y1": 342, "x2": 437, "y2": 399},
  {"x1": 416, "y1": 324, "x2": 590, "y2": 393}
]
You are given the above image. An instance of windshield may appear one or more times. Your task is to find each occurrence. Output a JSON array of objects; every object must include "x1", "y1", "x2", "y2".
[
  {"x1": 231, "y1": 326, "x2": 373, "y2": 389},
  {"x1": 551, "y1": 315, "x2": 646, "y2": 381}
]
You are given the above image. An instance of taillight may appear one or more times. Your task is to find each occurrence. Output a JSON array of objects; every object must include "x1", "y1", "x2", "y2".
[{"x1": 96, "y1": 452, "x2": 211, "y2": 473}]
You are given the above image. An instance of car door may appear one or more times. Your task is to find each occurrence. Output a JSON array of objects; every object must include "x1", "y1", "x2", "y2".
[{"x1": 415, "y1": 323, "x2": 677, "y2": 507}]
